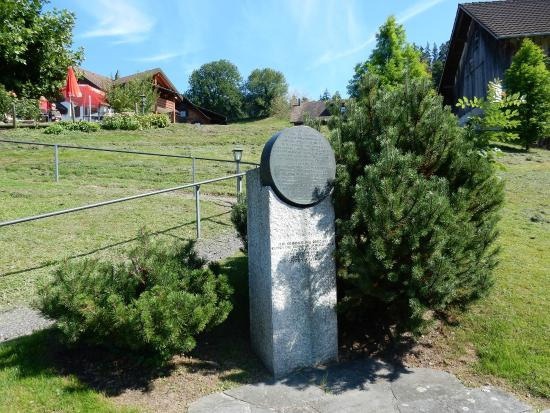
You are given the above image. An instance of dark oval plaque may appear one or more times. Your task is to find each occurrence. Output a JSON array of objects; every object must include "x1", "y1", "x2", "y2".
[{"x1": 260, "y1": 126, "x2": 336, "y2": 207}]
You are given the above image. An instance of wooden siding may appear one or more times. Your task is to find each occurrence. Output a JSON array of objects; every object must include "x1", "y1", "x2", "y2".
[{"x1": 447, "y1": 20, "x2": 550, "y2": 112}]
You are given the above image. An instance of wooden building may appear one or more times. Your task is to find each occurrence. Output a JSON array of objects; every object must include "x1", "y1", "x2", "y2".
[
  {"x1": 439, "y1": 0, "x2": 550, "y2": 110},
  {"x1": 290, "y1": 99, "x2": 331, "y2": 125},
  {"x1": 77, "y1": 68, "x2": 226, "y2": 124}
]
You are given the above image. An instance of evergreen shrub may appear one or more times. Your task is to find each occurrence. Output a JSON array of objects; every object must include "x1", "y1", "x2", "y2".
[
  {"x1": 36, "y1": 234, "x2": 233, "y2": 359},
  {"x1": 230, "y1": 196, "x2": 248, "y2": 251},
  {"x1": 332, "y1": 76, "x2": 504, "y2": 335}
]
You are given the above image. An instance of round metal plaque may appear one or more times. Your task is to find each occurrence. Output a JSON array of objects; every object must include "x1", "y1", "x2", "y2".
[{"x1": 260, "y1": 126, "x2": 336, "y2": 207}]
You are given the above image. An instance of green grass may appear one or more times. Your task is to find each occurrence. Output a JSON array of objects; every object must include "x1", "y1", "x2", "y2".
[
  {"x1": 0, "y1": 331, "x2": 138, "y2": 413},
  {"x1": 445, "y1": 146, "x2": 550, "y2": 401},
  {"x1": 0, "y1": 118, "x2": 287, "y2": 309}
]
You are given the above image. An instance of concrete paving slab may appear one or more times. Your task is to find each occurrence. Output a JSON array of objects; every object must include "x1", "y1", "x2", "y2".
[
  {"x1": 310, "y1": 386, "x2": 399, "y2": 413},
  {"x1": 390, "y1": 367, "x2": 466, "y2": 402},
  {"x1": 187, "y1": 360, "x2": 535, "y2": 413},
  {"x1": 224, "y1": 381, "x2": 325, "y2": 409}
]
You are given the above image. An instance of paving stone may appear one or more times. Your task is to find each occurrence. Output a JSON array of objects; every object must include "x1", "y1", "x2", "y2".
[
  {"x1": 191, "y1": 363, "x2": 535, "y2": 413},
  {"x1": 390, "y1": 368, "x2": 465, "y2": 403},
  {"x1": 310, "y1": 386, "x2": 398, "y2": 413},
  {"x1": 224, "y1": 382, "x2": 325, "y2": 409},
  {"x1": 397, "y1": 386, "x2": 532, "y2": 413},
  {"x1": 290, "y1": 359, "x2": 403, "y2": 394},
  {"x1": 187, "y1": 393, "x2": 252, "y2": 413}
]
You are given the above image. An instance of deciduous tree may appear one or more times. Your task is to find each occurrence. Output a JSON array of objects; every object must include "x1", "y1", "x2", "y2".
[
  {"x1": 0, "y1": 0, "x2": 83, "y2": 99},
  {"x1": 186, "y1": 60, "x2": 244, "y2": 120},
  {"x1": 244, "y1": 68, "x2": 288, "y2": 118}
]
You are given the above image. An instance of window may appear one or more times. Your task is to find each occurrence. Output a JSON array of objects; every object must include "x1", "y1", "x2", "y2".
[{"x1": 180, "y1": 110, "x2": 187, "y2": 118}]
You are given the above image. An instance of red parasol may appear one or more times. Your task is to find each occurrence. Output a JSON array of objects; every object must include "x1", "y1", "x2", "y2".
[{"x1": 64, "y1": 66, "x2": 82, "y2": 99}]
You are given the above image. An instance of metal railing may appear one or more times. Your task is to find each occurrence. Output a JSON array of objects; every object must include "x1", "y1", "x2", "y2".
[
  {"x1": 0, "y1": 138, "x2": 257, "y2": 182},
  {"x1": 0, "y1": 139, "x2": 256, "y2": 238},
  {"x1": 0, "y1": 172, "x2": 247, "y2": 238}
]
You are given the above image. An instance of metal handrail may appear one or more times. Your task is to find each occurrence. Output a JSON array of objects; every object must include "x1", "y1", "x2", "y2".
[
  {"x1": 0, "y1": 172, "x2": 247, "y2": 228},
  {"x1": 0, "y1": 139, "x2": 258, "y2": 165}
]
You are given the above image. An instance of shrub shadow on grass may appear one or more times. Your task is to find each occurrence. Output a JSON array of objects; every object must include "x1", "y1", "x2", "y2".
[{"x1": 0, "y1": 329, "x2": 176, "y2": 397}]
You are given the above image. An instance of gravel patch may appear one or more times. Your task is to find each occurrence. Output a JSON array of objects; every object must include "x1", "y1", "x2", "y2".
[
  {"x1": 0, "y1": 307, "x2": 53, "y2": 342},
  {"x1": 195, "y1": 231, "x2": 243, "y2": 263}
]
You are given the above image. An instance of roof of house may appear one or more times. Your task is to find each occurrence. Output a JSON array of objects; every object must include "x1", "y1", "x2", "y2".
[
  {"x1": 78, "y1": 68, "x2": 112, "y2": 90},
  {"x1": 438, "y1": 0, "x2": 550, "y2": 102},
  {"x1": 114, "y1": 68, "x2": 180, "y2": 94},
  {"x1": 290, "y1": 101, "x2": 330, "y2": 123},
  {"x1": 460, "y1": 0, "x2": 550, "y2": 39}
]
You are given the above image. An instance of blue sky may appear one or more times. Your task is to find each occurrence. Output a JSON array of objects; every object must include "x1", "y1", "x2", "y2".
[{"x1": 49, "y1": 0, "x2": 468, "y2": 98}]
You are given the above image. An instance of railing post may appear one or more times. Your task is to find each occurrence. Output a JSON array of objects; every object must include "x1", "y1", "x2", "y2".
[
  {"x1": 11, "y1": 103, "x2": 16, "y2": 129},
  {"x1": 236, "y1": 159, "x2": 242, "y2": 200},
  {"x1": 54, "y1": 144, "x2": 59, "y2": 182},
  {"x1": 195, "y1": 184, "x2": 201, "y2": 239},
  {"x1": 192, "y1": 157, "x2": 196, "y2": 183}
]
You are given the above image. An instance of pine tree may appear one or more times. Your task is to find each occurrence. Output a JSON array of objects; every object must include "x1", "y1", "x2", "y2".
[
  {"x1": 348, "y1": 16, "x2": 429, "y2": 97},
  {"x1": 504, "y1": 39, "x2": 550, "y2": 150},
  {"x1": 331, "y1": 75, "x2": 504, "y2": 336}
]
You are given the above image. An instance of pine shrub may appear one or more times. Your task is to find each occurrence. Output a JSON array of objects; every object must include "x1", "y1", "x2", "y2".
[
  {"x1": 230, "y1": 196, "x2": 248, "y2": 251},
  {"x1": 331, "y1": 76, "x2": 504, "y2": 335},
  {"x1": 36, "y1": 234, "x2": 233, "y2": 359}
]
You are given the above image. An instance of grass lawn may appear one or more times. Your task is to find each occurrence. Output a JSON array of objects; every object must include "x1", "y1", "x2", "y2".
[
  {"x1": 0, "y1": 118, "x2": 287, "y2": 309},
  {"x1": 425, "y1": 146, "x2": 549, "y2": 406}
]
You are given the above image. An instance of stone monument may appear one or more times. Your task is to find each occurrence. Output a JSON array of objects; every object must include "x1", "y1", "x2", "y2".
[{"x1": 247, "y1": 125, "x2": 338, "y2": 378}]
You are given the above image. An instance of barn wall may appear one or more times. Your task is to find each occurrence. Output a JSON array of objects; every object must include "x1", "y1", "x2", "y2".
[
  {"x1": 454, "y1": 22, "x2": 513, "y2": 104},
  {"x1": 452, "y1": 21, "x2": 550, "y2": 112}
]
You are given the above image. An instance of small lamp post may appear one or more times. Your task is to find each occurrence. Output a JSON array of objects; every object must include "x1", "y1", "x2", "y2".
[
  {"x1": 233, "y1": 147, "x2": 243, "y2": 199},
  {"x1": 140, "y1": 94, "x2": 146, "y2": 114}
]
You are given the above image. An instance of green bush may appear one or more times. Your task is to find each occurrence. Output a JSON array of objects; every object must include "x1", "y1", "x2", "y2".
[
  {"x1": 138, "y1": 113, "x2": 169, "y2": 129},
  {"x1": 230, "y1": 196, "x2": 248, "y2": 251},
  {"x1": 43, "y1": 123, "x2": 65, "y2": 134},
  {"x1": 43, "y1": 121, "x2": 100, "y2": 134},
  {"x1": 504, "y1": 39, "x2": 550, "y2": 150},
  {"x1": 14, "y1": 97, "x2": 41, "y2": 120},
  {"x1": 101, "y1": 113, "x2": 168, "y2": 130},
  {"x1": 100, "y1": 114, "x2": 123, "y2": 130},
  {"x1": 36, "y1": 234, "x2": 233, "y2": 360},
  {"x1": 332, "y1": 75, "x2": 504, "y2": 335},
  {"x1": 0, "y1": 84, "x2": 11, "y2": 116}
]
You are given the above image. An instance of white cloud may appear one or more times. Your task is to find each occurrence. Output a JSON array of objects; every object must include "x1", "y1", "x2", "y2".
[
  {"x1": 312, "y1": 0, "x2": 446, "y2": 67},
  {"x1": 132, "y1": 52, "x2": 181, "y2": 63},
  {"x1": 81, "y1": 0, "x2": 154, "y2": 43},
  {"x1": 397, "y1": 0, "x2": 446, "y2": 23}
]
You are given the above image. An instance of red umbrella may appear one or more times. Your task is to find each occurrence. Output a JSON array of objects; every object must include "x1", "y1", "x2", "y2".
[
  {"x1": 64, "y1": 66, "x2": 82, "y2": 99},
  {"x1": 64, "y1": 66, "x2": 81, "y2": 121}
]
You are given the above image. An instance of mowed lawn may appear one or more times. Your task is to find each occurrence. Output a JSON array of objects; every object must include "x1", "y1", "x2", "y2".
[
  {"x1": 0, "y1": 118, "x2": 288, "y2": 309},
  {"x1": 439, "y1": 146, "x2": 550, "y2": 403}
]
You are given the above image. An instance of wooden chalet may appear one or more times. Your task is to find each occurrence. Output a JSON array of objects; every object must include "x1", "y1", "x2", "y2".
[
  {"x1": 439, "y1": 0, "x2": 550, "y2": 111},
  {"x1": 76, "y1": 68, "x2": 226, "y2": 124}
]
